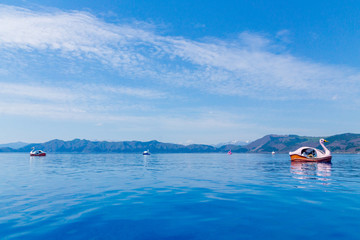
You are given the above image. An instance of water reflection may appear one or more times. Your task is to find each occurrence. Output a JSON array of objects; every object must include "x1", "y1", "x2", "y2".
[
  {"x1": 291, "y1": 162, "x2": 332, "y2": 182},
  {"x1": 143, "y1": 155, "x2": 149, "y2": 167}
]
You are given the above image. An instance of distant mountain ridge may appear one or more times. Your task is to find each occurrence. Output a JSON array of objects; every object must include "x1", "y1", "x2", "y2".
[
  {"x1": 245, "y1": 133, "x2": 360, "y2": 153},
  {"x1": 0, "y1": 133, "x2": 359, "y2": 153},
  {"x1": 12, "y1": 139, "x2": 219, "y2": 153},
  {"x1": 0, "y1": 142, "x2": 28, "y2": 149},
  {"x1": 214, "y1": 140, "x2": 249, "y2": 147}
]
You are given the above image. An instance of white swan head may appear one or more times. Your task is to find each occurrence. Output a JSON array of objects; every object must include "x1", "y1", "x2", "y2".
[{"x1": 320, "y1": 138, "x2": 328, "y2": 143}]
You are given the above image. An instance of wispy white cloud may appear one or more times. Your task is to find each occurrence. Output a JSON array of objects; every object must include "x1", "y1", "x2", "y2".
[
  {"x1": 0, "y1": 81, "x2": 167, "y2": 123},
  {"x1": 0, "y1": 82, "x2": 77, "y2": 101},
  {"x1": 0, "y1": 4, "x2": 359, "y2": 101},
  {"x1": 98, "y1": 85, "x2": 165, "y2": 99},
  {"x1": 276, "y1": 29, "x2": 292, "y2": 44},
  {"x1": 0, "y1": 82, "x2": 165, "y2": 100},
  {"x1": 0, "y1": 101, "x2": 87, "y2": 120},
  {"x1": 0, "y1": 67, "x2": 8, "y2": 75}
]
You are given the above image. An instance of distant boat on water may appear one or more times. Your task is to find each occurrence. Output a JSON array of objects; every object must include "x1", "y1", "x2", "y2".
[
  {"x1": 228, "y1": 150, "x2": 232, "y2": 155},
  {"x1": 272, "y1": 151, "x2": 275, "y2": 155},
  {"x1": 143, "y1": 150, "x2": 150, "y2": 155},
  {"x1": 30, "y1": 147, "x2": 46, "y2": 156}
]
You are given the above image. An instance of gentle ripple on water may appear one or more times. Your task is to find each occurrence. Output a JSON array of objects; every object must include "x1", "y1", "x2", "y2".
[{"x1": 0, "y1": 153, "x2": 359, "y2": 239}]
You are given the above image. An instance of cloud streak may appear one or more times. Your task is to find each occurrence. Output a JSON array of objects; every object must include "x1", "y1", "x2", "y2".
[
  {"x1": 0, "y1": 81, "x2": 167, "y2": 124},
  {"x1": 0, "y1": 4, "x2": 359, "y2": 101}
]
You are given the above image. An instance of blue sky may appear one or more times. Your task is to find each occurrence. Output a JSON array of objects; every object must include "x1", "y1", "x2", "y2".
[{"x1": 0, "y1": 0, "x2": 359, "y2": 144}]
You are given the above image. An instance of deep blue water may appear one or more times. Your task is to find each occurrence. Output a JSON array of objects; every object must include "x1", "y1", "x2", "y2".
[{"x1": 0, "y1": 153, "x2": 359, "y2": 239}]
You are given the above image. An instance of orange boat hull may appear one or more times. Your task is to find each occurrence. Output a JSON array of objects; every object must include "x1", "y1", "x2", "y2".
[{"x1": 290, "y1": 154, "x2": 331, "y2": 163}]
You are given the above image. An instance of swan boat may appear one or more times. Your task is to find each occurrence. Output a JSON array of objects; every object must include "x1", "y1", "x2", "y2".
[
  {"x1": 30, "y1": 147, "x2": 46, "y2": 156},
  {"x1": 289, "y1": 138, "x2": 331, "y2": 162}
]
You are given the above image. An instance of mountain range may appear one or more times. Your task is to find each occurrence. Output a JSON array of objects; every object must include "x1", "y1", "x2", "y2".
[
  {"x1": 213, "y1": 140, "x2": 249, "y2": 148},
  {"x1": 0, "y1": 142, "x2": 28, "y2": 149},
  {"x1": 0, "y1": 133, "x2": 359, "y2": 154}
]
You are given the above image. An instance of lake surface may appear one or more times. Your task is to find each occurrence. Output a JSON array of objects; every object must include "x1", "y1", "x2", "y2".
[{"x1": 0, "y1": 153, "x2": 359, "y2": 239}]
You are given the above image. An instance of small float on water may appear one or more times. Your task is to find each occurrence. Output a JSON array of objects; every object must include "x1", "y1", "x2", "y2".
[
  {"x1": 143, "y1": 150, "x2": 150, "y2": 155},
  {"x1": 228, "y1": 150, "x2": 232, "y2": 155},
  {"x1": 30, "y1": 147, "x2": 46, "y2": 156},
  {"x1": 289, "y1": 138, "x2": 331, "y2": 162}
]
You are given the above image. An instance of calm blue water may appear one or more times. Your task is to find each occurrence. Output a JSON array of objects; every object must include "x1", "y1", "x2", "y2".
[{"x1": 0, "y1": 153, "x2": 359, "y2": 239}]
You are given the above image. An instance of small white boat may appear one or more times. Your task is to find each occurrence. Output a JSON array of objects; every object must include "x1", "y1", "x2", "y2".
[
  {"x1": 272, "y1": 151, "x2": 275, "y2": 155},
  {"x1": 143, "y1": 150, "x2": 150, "y2": 155},
  {"x1": 30, "y1": 147, "x2": 46, "y2": 156},
  {"x1": 289, "y1": 139, "x2": 331, "y2": 162}
]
